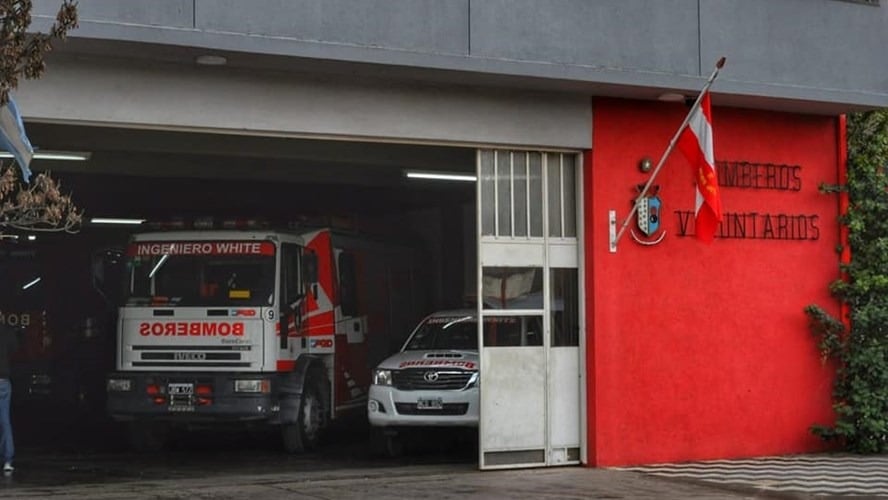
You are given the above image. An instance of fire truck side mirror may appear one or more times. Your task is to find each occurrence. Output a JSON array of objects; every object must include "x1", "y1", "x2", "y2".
[
  {"x1": 302, "y1": 252, "x2": 318, "y2": 299},
  {"x1": 302, "y1": 252, "x2": 318, "y2": 284}
]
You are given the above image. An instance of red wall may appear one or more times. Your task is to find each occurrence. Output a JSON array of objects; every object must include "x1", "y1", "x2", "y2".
[{"x1": 585, "y1": 98, "x2": 841, "y2": 466}]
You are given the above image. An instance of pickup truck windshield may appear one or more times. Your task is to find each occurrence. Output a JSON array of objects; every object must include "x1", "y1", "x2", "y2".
[
  {"x1": 124, "y1": 240, "x2": 275, "y2": 307},
  {"x1": 404, "y1": 315, "x2": 477, "y2": 351}
]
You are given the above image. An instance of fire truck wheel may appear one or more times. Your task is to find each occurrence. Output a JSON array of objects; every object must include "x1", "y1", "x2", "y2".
[
  {"x1": 281, "y1": 378, "x2": 326, "y2": 453},
  {"x1": 128, "y1": 421, "x2": 168, "y2": 453}
]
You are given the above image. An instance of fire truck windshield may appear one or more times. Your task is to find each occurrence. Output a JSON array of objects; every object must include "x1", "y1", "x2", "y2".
[{"x1": 125, "y1": 248, "x2": 275, "y2": 307}]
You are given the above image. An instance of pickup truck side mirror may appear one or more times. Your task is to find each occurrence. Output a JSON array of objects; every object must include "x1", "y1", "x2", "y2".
[
  {"x1": 91, "y1": 247, "x2": 125, "y2": 306},
  {"x1": 389, "y1": 338, "x2": 404, "y2": 354}
]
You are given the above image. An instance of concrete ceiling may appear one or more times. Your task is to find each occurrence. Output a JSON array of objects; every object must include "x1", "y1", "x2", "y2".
[
  {"x1": 19, "y1": 36, "x2": 849, "y2": 227},
  {"x1": 45, "y1": 37, "x2": 865, "y2": 116},
  {"x1": 22, "y1": 122, "x2": 477, "y2": 223}
]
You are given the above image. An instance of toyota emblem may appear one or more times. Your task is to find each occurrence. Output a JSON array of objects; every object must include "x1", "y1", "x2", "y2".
[{"x1": 423, "y1": 371, "x2": 440, "y2": 382}]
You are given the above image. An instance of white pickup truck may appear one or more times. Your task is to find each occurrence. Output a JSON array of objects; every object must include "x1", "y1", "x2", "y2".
[{"x1": 367, "y1": 309, "x2": 479, "y2": 456}]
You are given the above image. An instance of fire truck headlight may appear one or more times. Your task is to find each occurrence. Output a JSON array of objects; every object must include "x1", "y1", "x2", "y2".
[
  {"x1": 234, "y1": 379, "x2": 271, "y2": 394},
  {"x1": 372, "y1": 369, "x2": 392, "y2": 386},
  {"x1": 107, "y1": 378, "x2": 132, "y2": 392}
]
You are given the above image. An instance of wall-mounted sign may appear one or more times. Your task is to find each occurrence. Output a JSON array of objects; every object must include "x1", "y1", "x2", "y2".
[
  {"x1": 630, "y1": 185, "x2": 666, "y2": 246},
  {"x1": 631, "y1": 160, "x2": 821, "y2": 244},
  {"x1": 675, "y1": 211, "x2": 819, "y2": 240},
  {"x1": 717, "y1": 160, "x2": 802, "y2": 191}
]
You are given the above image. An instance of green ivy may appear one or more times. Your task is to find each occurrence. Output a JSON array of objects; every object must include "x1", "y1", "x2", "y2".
[{"x1": 806, "y1": 109, "x2": 888, "y2": 453}]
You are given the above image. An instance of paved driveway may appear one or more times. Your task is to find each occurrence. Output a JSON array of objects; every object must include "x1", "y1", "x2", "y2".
[{"x1": 617, "y1": 453, "x2": 888, "y2": 498}]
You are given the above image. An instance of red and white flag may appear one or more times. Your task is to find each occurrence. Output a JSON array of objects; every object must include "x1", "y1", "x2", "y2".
[{"x1": 678, "y1": 92, "x2": 722, "y2": 242}]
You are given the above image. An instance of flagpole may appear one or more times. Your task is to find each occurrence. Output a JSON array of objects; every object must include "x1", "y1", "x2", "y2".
[{"x1": 611, "y1": 56, "x2": 726, "y2": 251}]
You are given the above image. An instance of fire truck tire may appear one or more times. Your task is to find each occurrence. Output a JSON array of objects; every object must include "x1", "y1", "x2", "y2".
[
  {"x1": 281, "y1": 378, "x2": 326, "y2": 453},
  {"x1": 128, "y1": 421, "x2": 168, "y2": 453}
]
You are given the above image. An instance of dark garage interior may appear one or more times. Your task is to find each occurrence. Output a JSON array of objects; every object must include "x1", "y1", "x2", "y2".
[{"x1": 2, "y1": 122, "x2": 478, "y2": 454}]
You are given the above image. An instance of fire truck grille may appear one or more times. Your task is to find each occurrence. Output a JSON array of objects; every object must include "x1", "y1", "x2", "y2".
[
  {"x1": 395, "y1": 403, "x2": 469, "y2": 416},
  {"x1": 392, "y1": 369, "x2": 475, "y2": 391},
  {"x1": 131, "y1": 345, "x2": 252, "y2": 368}
]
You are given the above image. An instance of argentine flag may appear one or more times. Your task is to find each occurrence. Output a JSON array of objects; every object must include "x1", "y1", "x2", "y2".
[{"x1": 0, "y1": 96, "x2": 34, "y2": 183}]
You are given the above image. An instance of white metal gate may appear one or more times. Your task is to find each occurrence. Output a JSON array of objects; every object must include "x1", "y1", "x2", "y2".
[{"x1": 476, "y1": 149, "x2": 583, "y2": 470}]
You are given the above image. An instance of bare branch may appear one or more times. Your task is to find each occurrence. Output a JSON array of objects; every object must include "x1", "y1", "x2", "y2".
[
  {"x1": 0, "y1": 0, "x2": 77, "y2": 104},
  {"x1": 0, "y1": 162, "x2": 82, "y2": 234}
]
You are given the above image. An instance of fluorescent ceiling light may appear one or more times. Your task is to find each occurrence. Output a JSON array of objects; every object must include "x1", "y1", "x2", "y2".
[
  {"x1": 22, "y1": 277, "x2": 41, "y2": 290},
  {"x1": 196, "y1": 54, "x2": 227, "y2": 66},
  {"x1": 90, "y1": 217, "x2": 146, "y2": 225},
  {"x1": 658, "y1": 92, "x2": 686, "y2": 102},
  {"x1": 0, "y1": 150, "x2": 91, "y2": 161},
  {"x1": 148, "y1": 254, "x2": 169, "y2": 279},
  {"x1": 405, "y1": 170, "x2": 476, "y2": 182}
]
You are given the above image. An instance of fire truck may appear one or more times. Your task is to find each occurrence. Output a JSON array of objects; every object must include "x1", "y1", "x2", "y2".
[
  {"x1": 0, "y1": 243, "x2": 53, "y2": 405},
  {"x1": 0, "y1": 235, "x2": 119, "y2": 425},
  {"x1": 105, "y1": 225, "x2": 429, "y2": 452}
]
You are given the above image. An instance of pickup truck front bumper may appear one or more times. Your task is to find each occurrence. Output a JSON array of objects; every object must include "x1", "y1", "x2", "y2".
[{"x1": 367, "y1": 383, "x2": 479, "y2": 428}]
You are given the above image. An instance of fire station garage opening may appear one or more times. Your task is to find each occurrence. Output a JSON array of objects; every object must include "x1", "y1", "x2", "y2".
[{"x1": 4, "y1": 122, "x2": 479, "y2": 458}]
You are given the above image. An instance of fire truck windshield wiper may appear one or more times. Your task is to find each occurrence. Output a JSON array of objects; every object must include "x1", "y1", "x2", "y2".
[{"x1": 148, "y1": 254, "x2": 170, "y2": 279}]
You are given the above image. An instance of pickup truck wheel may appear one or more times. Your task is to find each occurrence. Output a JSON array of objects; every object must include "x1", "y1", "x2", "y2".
[
  {"x1": 282, "y1": 378, "x2": 325, "y2": 453},
  {"x1": 384, "y1": 433, "x2": 405, "y2": 458},
  {"x1": 371, "y1": 428, "x2": 405, "y2": 458},
  {"x1": 128, "y1": 421, "x2": 168, "y2": 453}
]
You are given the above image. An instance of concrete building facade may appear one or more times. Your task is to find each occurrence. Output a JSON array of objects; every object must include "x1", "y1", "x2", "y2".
[{"x1": 16, "y1": 0, "x2": 888, "y2": 467}]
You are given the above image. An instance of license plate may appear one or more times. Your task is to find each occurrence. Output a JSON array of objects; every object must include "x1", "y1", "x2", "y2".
[
  {"x1": 168, "y1": 383, "x2": 195, "y2": 409},
  {"x1": 417, "y1": 398, "x2": 443, "y2": 410},
  {"x1": 168, "y1": 383, "x2": 194, "y2": 395},
  {"x1": 168, "y1": 405, "x2": 195, "y2": 413}
]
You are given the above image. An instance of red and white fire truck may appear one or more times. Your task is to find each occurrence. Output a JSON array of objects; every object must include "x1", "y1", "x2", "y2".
[
  {"x1": 105, "y1": 225, "x2": 429, "y2": 452},
  {"x1": 1, "y1": 237, "x2": 118, "y2": 419},
  {"x1": 1, "y1": 243, "x2": 54, "y2": 404}
]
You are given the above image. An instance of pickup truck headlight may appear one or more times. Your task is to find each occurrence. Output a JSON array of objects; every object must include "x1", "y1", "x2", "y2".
[
  {"x1": 372, "y1": 369, "x2": 393, "y2": 386},
  {"x1": 467, "y1": 371, "x2": 480, "y2": 389}
]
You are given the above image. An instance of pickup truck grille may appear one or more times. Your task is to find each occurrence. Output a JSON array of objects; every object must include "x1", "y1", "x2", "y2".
[
  {"x1": 392, "y1": 369, "x2": 475, "y2": 391},
  {"x1": 395, "y1": 403, "x2": 469, "y2": 415}
]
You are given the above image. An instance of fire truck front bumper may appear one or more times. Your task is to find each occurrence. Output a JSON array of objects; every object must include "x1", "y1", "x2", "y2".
[{"x1": 106, "y1": 372, "x2": 280, "y2": 422}]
